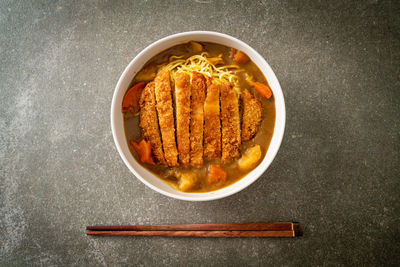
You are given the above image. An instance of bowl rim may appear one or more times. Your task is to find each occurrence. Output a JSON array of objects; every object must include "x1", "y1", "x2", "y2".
[{"x1": 111, "y1": 31, "x2": 285, "y2": 201}]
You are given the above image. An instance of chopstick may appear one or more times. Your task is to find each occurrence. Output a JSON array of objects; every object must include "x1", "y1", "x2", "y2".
[{"x1": 86, "y1": 222, "x2": 301, "y2": 237}]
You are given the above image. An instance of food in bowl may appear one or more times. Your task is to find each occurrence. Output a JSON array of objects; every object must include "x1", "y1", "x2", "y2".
[{"x1": 122, "y1": 41, "x2": 275, "y2": 192}]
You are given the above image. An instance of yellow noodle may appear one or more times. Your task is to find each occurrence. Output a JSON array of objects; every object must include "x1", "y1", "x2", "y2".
[{"x1": 158, "y1": 52, "x2": 243, "y2": 95}]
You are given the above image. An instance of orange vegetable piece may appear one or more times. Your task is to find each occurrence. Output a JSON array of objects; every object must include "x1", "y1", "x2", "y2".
[
  {"x1": 122, "y1": 82, "x2": 146, "y2": 113},
  {"x1": 208, "y1": 164, "x2": 227, "y2": 185},
  {"x1": 131, "y1": 139, "x2": 155, "y2": 165},
  {"x1": 252, "y1": 81, "x2": 273, "y2": 99},
  {"x1": 234, "y1": 51, "x2": 249, "y2": 64}
]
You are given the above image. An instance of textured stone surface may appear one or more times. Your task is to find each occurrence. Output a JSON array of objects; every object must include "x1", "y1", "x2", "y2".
[{"x1": 1, "y1": 0, "x2": 399, "y2": 265}]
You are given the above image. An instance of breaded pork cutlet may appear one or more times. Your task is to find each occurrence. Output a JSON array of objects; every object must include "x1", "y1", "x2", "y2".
[
  {"x1": 241, "y1": 89, "x2": 262, "y2": 142},
  {"x1": 220, "y1": 83, "x2": 241, "y2": 163},
  {"x1": 154, "y1": 71, "x2": 179, "y2": 167},
  {"x1": 190, "y1": 72, "x2": 206, "y2": 166},
  {"x1": 203, "y1": 83, "x2": 221, "y2": 159},
  {"x1": 174, "y1": 72, "x2": 191, "y2": 165},
  {"x1": 139, "y1": 82, "x2": 166, "y2": 165}
]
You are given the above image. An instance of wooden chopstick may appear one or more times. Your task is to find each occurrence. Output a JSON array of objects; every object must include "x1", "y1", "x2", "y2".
[
  {"x1": 86, "y1": 222, "x2": 301, "y2": 238},
  {"x1": 86, "y1": 230, "x2": 296, "y2": 237}
]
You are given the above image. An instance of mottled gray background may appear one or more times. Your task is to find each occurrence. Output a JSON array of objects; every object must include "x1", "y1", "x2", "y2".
[{"x1": 1, "y1": 0, "x2": 399, "y2": 266}]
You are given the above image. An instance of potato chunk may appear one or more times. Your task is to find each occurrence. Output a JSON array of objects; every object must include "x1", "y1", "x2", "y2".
[
  {"x1": 238, "y1": 145, "x2": 262, "y2": 170},
  {"x1": 171, "y1": 170, "x2": 198, "y2": 192},
  {"x1": 134, "y1": 65, "x2": 157, "y2": 82},
  {"x1": 189, "y1": 41, "x2": 203, "y2": 53}
]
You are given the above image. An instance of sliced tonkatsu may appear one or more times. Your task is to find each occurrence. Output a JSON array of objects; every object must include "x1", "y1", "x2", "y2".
[
  {"x1": 190, "y1": 72, "x2": 206, "y2": 166},
  {"x1": 174, "y1": 72, "x2": 191, "y2": 165},
  {"x1": 241, "y1": 89, "x2": 263, "y2": 142},
  {"x1": 154, "y1": 71, "x2": 179, "y2": 167},
  {"x1": 139, "y1": 82, "x2": 166, "y2": 165},
  {"x1": 220, "y1": 83, "x2": 241, "y2": 163},
  {"x1": 203, "y1": 83, "x2": 221, "y2": 159}
]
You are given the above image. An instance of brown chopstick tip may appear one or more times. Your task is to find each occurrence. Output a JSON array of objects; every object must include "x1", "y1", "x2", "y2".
[{"x1": 292, "y1": 223, "x2": 303, "y2": 237}]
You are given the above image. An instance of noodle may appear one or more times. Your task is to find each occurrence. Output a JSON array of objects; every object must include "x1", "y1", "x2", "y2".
[{"x1": 158, "y1": 52, "x2": 243, "y2": 95}]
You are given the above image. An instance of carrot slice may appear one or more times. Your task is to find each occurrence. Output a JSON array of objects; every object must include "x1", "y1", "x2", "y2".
[
  {"x1": 234, "y1": 51, "x2": 249, "y2": 64},
  {"x1": 131, "y1": 139, "x2": 155, "y2": 165},
  {"x1": 208, "y1": 164, "x2": 227, "y2": 185},
  {"x1": 252, "y1": 81, "x2": 273, "y2": 99},
  {"x1": 122, "y1": 82, "x2": 146, "y2": 113}
]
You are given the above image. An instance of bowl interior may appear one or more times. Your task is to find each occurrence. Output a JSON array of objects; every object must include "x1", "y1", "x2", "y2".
[{"x1": 111, "y1": 31, "x2": 285, "y2": 201}]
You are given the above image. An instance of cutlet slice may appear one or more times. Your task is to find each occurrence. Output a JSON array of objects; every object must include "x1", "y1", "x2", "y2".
[
  {"x1": 203, "y1": 83, "x2": 221, "y2": 159},
  {"x1": 174, "y1": 72, "x2": 191, "y2": 165},
  {"x1": 220, "y1": 83, "x2": 241, "y2": 163},
  {"x1": 139, "y1": 82, "x2": 166, "y2": 165},
  {"x1": 154, "y1": 71, "x2": 179, "y2": 167},
  {"x1": 190, "y1": 72, "x2": 206, "y2": 166},
  {"x1": 241, "y1": 89, "x2": 262, "y2": 142}
]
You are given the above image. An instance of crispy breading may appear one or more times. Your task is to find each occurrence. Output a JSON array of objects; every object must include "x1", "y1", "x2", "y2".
[
  {"x1": 203, "y1": 83, "x2": 221, "y2": 159},
  {"x1": 220, "y1": 82, "x2": 241, "y2": 163},
  {"x1": 154, "y1": 71, "x2": 179, "y2": 166},
  {"x1": 205, "y1": 75, "x2": 213, "y2": 87},
  {"x1": 190, "y1": 72, "x2": 206, "y2": 166},
  {"x1": 241, "y1": 89, "x2": 262, "y2": 142},
  {"x1": 139, "y1": 82, "x2": 166, "y2": 165},
  {"x1": 174, "y1": 72, "x2": 191, "y2": 165}
]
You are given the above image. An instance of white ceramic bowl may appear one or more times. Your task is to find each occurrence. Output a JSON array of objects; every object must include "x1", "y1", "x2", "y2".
[{"x1": 111, "y1": 31, "x2": 285, "y2": 201}]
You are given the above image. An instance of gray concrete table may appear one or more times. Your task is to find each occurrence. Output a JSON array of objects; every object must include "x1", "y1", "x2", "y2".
[{"x1": 1, "y1": 1, "x2": 399, "y2": 266}]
